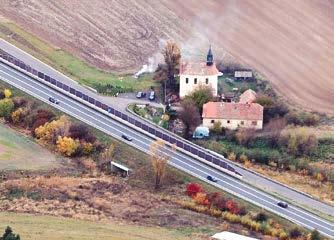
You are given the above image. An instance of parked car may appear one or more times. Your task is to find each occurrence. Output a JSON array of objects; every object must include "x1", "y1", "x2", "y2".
[
  {"x1": 207, "y1": 175, "x2": 218, "y2": 182},
  {"x1": 121, "y1": 134, "x2": 133, "y2": 141},
  {"x1": 277, "y1": 201, "x2": 288, "y2": 208},
  {"x1": 148, "y1": 91, "x2": 155, "y2": 101},
  {"x1": 136, "y1": 92, "x2": 146, "y2": 98},
  {"x1": 48, "y1": 97, "x2": 59, "y2": 104}
]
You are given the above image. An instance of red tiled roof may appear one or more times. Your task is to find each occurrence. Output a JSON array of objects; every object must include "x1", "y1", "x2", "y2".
[
  {"x1": 180, "y1": 62, "x2": 219, "y2": 76},
  {"x1": 239, "y1": 89, "x2": 257, "y2": 104},
  {"x1": 202, "y1": 102, "x2": 263, "y2": 120}
]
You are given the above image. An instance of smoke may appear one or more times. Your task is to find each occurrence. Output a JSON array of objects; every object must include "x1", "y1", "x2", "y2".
[{"x1": 134, "y1": 39, "x2": 166, "y2": 78}]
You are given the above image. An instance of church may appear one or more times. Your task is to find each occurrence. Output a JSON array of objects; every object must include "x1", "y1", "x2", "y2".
[{"x1": 179, "y1": 46, "x2": 221, "y2": 98}]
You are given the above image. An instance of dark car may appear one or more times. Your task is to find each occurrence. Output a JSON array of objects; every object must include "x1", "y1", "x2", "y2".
[
  {"x1": 49, "y1": 97, "x2": 59, "y2": 104},
  {"x1": 207, "y1": 175, "x2": 218, "y2": 182},
  {"x1": 121, "y1": 134, "x2": 133, "y2": 141},
  {"x1": 277, "y1": 201, "x2": 288, "y2": 208},
  {"x1": 148, "y1": 91, "x2": 155, "y2": 101},
  {"x1": 136, "y1": 92, "x2": 147, "y2": 98}
]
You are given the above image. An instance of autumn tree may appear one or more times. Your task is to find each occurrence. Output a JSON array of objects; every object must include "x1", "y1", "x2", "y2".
[
  {"x1": 179, "y1": 99, "x2": 201, "y2": 139},
  {"x1": 0, "y1": 98, "x2": 14, "y2": 119},
  {"x1": 56, "y1": 136, "x2": 79, "y2": 157},
  {"x1": 35, "y1": 116, "x2": 70, "y2": 143},
  {"x1": 98, "y1": 144, "x2": 115, "y2": 169},
  {"x1": 163, "y1": 41, "x2": 181, "y2": 86},
  {"x1": 185, "y1": 85, "x2": 214, "y2": 113},
  {"x1": 150, "y1": 139, "x2": 175, "y2": 189}
]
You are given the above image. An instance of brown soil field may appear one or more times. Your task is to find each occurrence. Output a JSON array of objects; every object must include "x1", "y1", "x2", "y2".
[{"x1": 0, "y1": 0, "x2": 333, "y2": 114}]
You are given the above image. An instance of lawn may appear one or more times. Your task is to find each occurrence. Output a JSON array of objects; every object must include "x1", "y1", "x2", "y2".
[
  {"x1": 0, "y1": 212, "x2": 197, "y2": 240},
  {"x1": 0, "y1": 21, "x2": 156, "y2": 93},
  {"x1": 0, "y1": 123, "x2": 60, "y2": 170}
]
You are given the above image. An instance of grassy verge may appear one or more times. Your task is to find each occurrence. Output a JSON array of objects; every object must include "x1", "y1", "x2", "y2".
[
  {"x1": 0, "y1": 20, "x2": 156, "y2": 93},
  {"x1": 0, "y1": 212, "x2": 196, "y2": 240}
]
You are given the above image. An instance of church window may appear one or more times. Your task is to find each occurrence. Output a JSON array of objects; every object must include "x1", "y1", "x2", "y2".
[{"x1": 194, "y1": 78, "x2": 197, "y2": 84}]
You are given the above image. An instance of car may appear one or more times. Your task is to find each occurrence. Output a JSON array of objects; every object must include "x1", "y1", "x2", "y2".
[
  {"x1": 49, "y1": 97, "x2": 60, "y2": 104},
  {"x1": 207, "y1": 175, "x2": 218, "y2": 182},
  {"x1": 136, "y1": 92, "x2": 147, "y2": 98},
  {"x1": 148, "y1": 91, "x2": 155, "y2": 101},
  {"x1": 121, "y1": 134, "x2": 133, "y2": 141},
  {"x1": 277, "y1": 201, "x2": 288, "y2": 208}
]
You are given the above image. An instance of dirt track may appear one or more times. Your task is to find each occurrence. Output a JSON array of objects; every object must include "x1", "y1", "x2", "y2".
[{"x1": 0, "y1": 0, "x2": 333, "y2": 114}]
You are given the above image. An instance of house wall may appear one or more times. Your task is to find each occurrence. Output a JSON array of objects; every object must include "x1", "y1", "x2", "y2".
[
  {"x1": 203, "y1": 118, "x2": 263, "y2": 130},
  {"x1": 179, "y1": 74, "x2": 218, "y2": 98}
]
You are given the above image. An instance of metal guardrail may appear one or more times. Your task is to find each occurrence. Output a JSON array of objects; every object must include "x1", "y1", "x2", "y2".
[{"x1": 0, "y1": 49, "x2": 242, "y2": 178}]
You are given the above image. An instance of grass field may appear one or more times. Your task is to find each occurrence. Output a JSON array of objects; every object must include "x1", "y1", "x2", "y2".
[
  {"x1": 0, "y1": 124, "x2": 59, "y2": 170},
  {"x1": 0, "y1": 212, "x2": 198, "y2": 240},
  {"x1": 0, "y1": 21, "x2": 155, "y2": 92}
]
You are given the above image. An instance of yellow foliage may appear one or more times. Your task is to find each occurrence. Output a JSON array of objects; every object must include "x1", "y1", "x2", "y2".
[
  {"x1": 228, "y1": 152, "x2": 236, "y2": 161},
  {"x1": 193, "y1": 192, "x2": 209, "y2": 206},
  {"x1": 11, "y1": 107, "x2": 24, "y2": 124},
  {"x1": 162, "y1": 114, "x2": 170, "y2": 122},
  {"x1": 82, "y1": 141, "x2": 94, "y2": 155},
  {"x1": 244, "y1": 160, "x2": 252, "y2": 168},
  {"x1": 239, "y1": 153, "x2": 248, "y2": 163},
  {"x1": 56, "y1": 136, "x2": 79, "y2": 156},
  {"x1": 35, "y1": 116, "x2": 70, "y2": 143},
  {"x1": 4, "y1": 89, "x2": 12, "y2": 98}
]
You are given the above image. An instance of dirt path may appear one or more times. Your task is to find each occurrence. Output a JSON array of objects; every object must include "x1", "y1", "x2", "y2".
[{"x1": 0, "y1": 0, "x2": 333, "y2": 114}]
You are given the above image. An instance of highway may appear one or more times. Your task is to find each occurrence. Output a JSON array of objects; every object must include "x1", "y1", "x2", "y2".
[{"x1": 0, "y1": 62, "x2": 333, "y2": 238}]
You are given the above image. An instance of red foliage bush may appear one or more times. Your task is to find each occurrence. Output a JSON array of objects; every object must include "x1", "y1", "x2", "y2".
[
  {"x1": 186, "y1": 183, "x2": 203, "y2": 197},
  {"x1": 225, "y1": 199, "x2": 240, "y2": 214}
]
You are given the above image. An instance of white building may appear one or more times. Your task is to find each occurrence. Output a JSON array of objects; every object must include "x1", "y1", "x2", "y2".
[
  {"x1": 212, "y1": 231, "x2": 259, "y2": 240},
  {"x1": 179, "y1": 46, "x2": 221, "y2": 98}
]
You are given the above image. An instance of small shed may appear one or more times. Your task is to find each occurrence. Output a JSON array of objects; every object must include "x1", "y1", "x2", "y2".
[
  {"x1": 234, "y1": 71, "x2": 253, "y2": 80},
  {"x1": 221, "y1": 92, "x2": 235, "y2": 102},
  {"x1": 193, "y1": 126, "x2": 210, "y2": 139},
  {"x1": 212, "y1": 231, "x2": 259, "y2": 240},
  {"x1": 110, "y1": 161, "x2": 130, "y2": 177}
]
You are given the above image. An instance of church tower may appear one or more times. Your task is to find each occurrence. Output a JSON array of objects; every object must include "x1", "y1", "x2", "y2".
[{"x1": 206, "y1": 45, "x2": 214, "y2": 66}]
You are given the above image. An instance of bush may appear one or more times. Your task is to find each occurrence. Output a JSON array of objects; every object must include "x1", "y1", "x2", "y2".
[
  {"x1": 0, "y1": 98, "x2": 14, "y2": 119},
  {"x1": 0, "y1": 91, "x2": 4, "y2": 100},
  {"x1": 228, "y1": 152, "x2": 236, "y2": 161},
  {"x1": 255, "y1": 96, "x2": 288, "y2": 123},
  {"x1": 279, "y1": 127, "x2": 318, "y2": 157},
  {"x1": 211, "y1": 121, "x2": 222, "y2": 134},
  {"x1": 1, "y1": 226, "x2": 20, "y2": 240},
  {"x1": 35, "y1": 116, "x2": 70, "y2": 143},
  {"x1": 310, "y1": 229, "x2": 321, "y2": 240},
  {"x1": 3, "y1": 89, "x2": 12, "y2": 98},
  {"x1": 186, "y1": 183, "x2": 203, "y2": 197},
  {"x1": 286, "y1": 111, "x2": 320, "y2": 126},
  {"x1": 239, "y1": 153, "x2": 248, "y2": 163},
  {"x1": 235, "y1": 128, "x2": 256, "y2": 146},
  {"x1": 69, "y1": 123, "x2": 96, "y2": 143},
  {"x1": 289, "y1": 227, "x2": 302, "y2": 238},
  {"x1": 11, "y1": 108, "x2": 24, "y2": 124},
  {"x1": 56, "y1": 136, "x2": 79, "y2": 157},
  {"x1": 193, "y1": 192, "x2": 210, "y2": 206},
  {"x1": 255, "y1": 212, "x2": 268, "y2": 222}
]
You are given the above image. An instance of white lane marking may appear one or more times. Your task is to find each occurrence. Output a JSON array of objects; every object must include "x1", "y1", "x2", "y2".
[{"x1": 1, "y1": 67, "x2": 334, "y2": 230}]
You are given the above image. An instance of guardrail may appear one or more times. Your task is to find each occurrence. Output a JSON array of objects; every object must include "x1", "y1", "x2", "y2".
[{"x1": 0, "y1": 49, "x2": 242, "y2": 179}]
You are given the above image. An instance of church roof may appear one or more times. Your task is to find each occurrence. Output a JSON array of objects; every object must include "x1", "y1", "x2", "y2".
[{"x1": 180, "y1": 62, "x2": 219, "y2": 76}]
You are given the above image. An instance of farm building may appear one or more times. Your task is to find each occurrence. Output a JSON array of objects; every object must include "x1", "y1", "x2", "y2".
[
  {"x1": 234, "y1": 70, "x2": 253, "y2": 80},
  {"x1": 179, "y1": 46, "x2": 221, "y2": 98},
  {"x1": 202, "y1": 89, "x2": 263, "y2": 130}
]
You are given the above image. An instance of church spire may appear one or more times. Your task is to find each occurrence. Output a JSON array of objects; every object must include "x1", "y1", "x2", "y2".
[{"x1": 206, "y1": 45, "x2": 214, "y2": 66}]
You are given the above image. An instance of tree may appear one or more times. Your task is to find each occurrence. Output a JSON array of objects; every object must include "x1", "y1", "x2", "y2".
[
  {"x1": 186, "y1": 183, "x2": 203, "y2": 197},
  {"x1": 0, "y1": 98, "x2": 14, "y2": 119},
  {"x1": 69, "y1": 123, "x2": 96, "y2": 143},
  {"x1": 310, "y1": 229, "x2": 321, "y2": 240},
  {"x1": 3, "y1": 89, "x2": 12, "y2": 99},
  {"x1": 1, "y1": 226, "x2": 20, "y2": 240},
  {"x1": 11, "y1": 108, "x2": 24, "y2": 124},
  {"x1": 98, "y1": 144, "x2": 115, "y2": 169},
  {"x1": 163, "y1": 41, "x2": 181, "y2": 86},
  {"x1": 35, "y1": 116, "x2": 70, "y2": 143},
  {"x1": 150, "y1": 139, "x2": 175, "y2": 189},
  {"x1": 179, "y1": 99, "x2": 201, "y2": 139},
  {"x1": 185, "y1": 85, "x2": 214, "y2": 113},
  {"x1": 56, "y1": 136, "x2": 79, "y2": 157}
]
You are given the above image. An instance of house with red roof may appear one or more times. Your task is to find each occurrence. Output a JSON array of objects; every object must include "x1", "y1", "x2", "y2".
[
  {"x1": 202, "y1": 90, "x2": 263, "y2": 130},
  {"x1": 179, "y1": 46, "x2": 221, "y2": 98}
]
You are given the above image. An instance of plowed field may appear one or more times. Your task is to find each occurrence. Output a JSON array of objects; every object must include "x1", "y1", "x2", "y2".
[{"x1": 1, "y1": 0, "x2": 333, "y2": 114}]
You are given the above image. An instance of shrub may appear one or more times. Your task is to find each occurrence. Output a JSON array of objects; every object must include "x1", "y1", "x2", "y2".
[
  {"x1": 255, "y1": 212, "x2": 268, "y2": 222},
  {"x1": 228, "y1": 152, "x2": 236, "y2": 161},
  {"x1": 35, "y1": 116, "x2": 70, "y2": 143},
  {"x1": 235, "y1": 128, "x2": 256, "y2": 146},
  {"x1": 310, "y1": 229, "x2": 321, "y2": 240},
  {"x1": 239, "y1": 153, "x2": 248, "y2": 163},
  {"x1": 27, "y1": 109, "x2": 55, "y2": 129},
  {"x1": 186, "y1": 183, "x2": 203, "y2": 197},
  {"x1": 193, "y1": 192, "x2": 210, "y2": 206},
  {"x1": 279, "y1": 127, "x2": 318, "y2": 156},
  {"x1": 211, "y1": 121, "x2": 222, "y2": 134},
  {"x1": 81, "y1": 141, "x2": 95, "y2": 155},
  {"x1": 12, "y1": 97, "x2": 27, "y2": 108},
  {"x1": 286, "y1": 111, "x2": 320, "y2": 126},
  {"x1": 289, "y1": 227, "x2": 302, "y2": 238},
  {"x1": 1, "y1": 226, "x2": 20, "y2": 240},
  {"x1": 0, "y1": 90, "x2": 4, "y2": 99},
  {"x1": 0, "y1": 98, "x2": 14, "y2": 119},
  {"x1": 207, "y1": 192, "x2": 221, "y2": 208},
  {"x1": 69, "y1": 123, "x2": 91, "y2": 141},
  {"x1": 3, "y1": 89, "x2": 12, "y2": 98},
  {"x1": 56, "y1": 136, "x2": 79, "y2": 157},
  {"x1": 11, "y1": 108, "x2": 24, "y2": 124},
  {"x1": 225, "y1": 199, "x2": 240, "y2": 214}
]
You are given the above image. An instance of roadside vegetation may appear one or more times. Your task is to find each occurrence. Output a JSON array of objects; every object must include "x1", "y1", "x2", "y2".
[
  {"x1": 0, "y1": 81, "x2": 322, "y2": 239},
  {"x1": 0, "y1": 21, "x2": 156, "y2": 94}
]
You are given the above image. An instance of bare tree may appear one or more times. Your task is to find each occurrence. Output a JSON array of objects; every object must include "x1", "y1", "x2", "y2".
[
  {"x1": 179, "y1": 99, "x2": 201, "y2": 139},
  {"x1": 150, "y1": 139, "x2": 175, "y2": 189},
  {"x1": 98, "y1": 144, "x2": 115, "y2": 170},
  {"x1": 163, "y1": 41, "x2": 181, "y2": 86}
]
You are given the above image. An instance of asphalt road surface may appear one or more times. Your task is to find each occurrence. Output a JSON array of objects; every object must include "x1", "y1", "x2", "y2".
[{"x1": 0, "y1": 62, "x2": 333, "y2": 238}]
